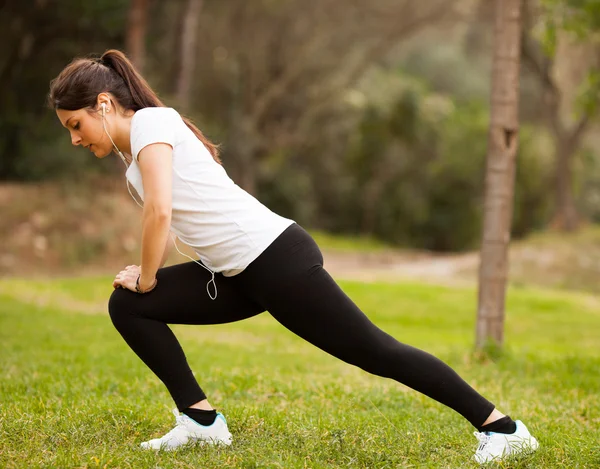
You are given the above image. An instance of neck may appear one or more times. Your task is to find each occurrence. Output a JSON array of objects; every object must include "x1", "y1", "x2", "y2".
[{"x1": 112, "y1": 111, "x2": 134, "y2": 156}]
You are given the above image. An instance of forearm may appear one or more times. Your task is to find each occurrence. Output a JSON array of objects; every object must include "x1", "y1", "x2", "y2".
[
  {"x1": 140, "y1": 208, "x2": 171, "y2": 287},
  {"x1": 159, "y1": 233, "x2": 174, "y2": 269}
]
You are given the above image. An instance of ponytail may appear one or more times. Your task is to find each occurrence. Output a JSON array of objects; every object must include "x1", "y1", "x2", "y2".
[
  {"x1": 49, "y1": 49, "x2": 221, "y2": 164},
  {"x1": 100, "y1": 50, "x2": 164, "y2": 109}
]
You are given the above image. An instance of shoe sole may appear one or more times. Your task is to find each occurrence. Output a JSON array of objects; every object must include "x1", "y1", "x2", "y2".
[{"x1": 141, "y1": 435, "x2": 233, "y2": 451}]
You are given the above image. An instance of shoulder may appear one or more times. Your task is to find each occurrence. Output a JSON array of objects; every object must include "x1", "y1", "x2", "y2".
[
  {"x1": 132, "y1": 107, "x2": 181, "y2": 127},
  {"x1": 130, "y1": 107, "x2": 182, "y2": 160}
]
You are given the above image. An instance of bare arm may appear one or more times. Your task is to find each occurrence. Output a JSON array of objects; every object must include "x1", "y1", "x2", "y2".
[
  {"x1": 137, "y1": 143, "x2": 173, "y2": 290},
  {"x1": 112, "y1": 215, "x2": 175, "y2": 291},
  {"x1": 159, "y1": 232, "x2": 176, "y2": 269}
]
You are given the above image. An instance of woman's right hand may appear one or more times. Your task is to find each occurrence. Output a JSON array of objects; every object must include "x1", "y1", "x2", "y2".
[{"x1": 113, "y1": 265, "x2": 141, "y2": 289}]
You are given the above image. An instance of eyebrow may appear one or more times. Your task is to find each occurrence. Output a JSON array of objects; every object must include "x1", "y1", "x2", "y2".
[{"x1": 64, "y1": 117, "x2": 74, "y2": 128}]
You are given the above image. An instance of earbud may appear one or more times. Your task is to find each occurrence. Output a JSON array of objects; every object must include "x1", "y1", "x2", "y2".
[{"x1": 99, "y1": 101, "x2": 126, "y2": 168}]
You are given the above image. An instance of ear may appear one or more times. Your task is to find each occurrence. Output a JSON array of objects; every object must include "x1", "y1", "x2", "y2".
[{"x1": 96, "y1": 92, "x2": 112, "y2": 113}]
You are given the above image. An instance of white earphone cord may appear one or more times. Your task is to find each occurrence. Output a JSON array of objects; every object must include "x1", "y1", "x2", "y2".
[{"x1": 101, "y1": 107, "x2": 218, "y2": 300}]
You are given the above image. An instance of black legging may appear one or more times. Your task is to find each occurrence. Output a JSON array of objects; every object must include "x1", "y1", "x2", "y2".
[{"x1": 108, "y1": 223, "x2": 495, "y2": 428}]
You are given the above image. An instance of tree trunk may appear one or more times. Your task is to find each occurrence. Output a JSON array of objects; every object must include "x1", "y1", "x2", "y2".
[
  {"x1": 521, "y1": 9, "x2": 592, "y2": 234},
  {"x1": 177, "y1": 0, "x2": 203, "y2": 112},
  {"x1": 476, "y1": 0, "x2": 523, "y2": 350},
  {"x1": 550, "y1": 116, "x2": 589, "y2": 231},
  {"x1": 126, "y1": 0, "x2": 148, "y2": 73},
  {"x1": 552, "y1": 137, "x2": 580, "y2": 231}
]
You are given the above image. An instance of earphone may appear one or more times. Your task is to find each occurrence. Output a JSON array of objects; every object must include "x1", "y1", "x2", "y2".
[{"x1": 100, "y1": 101, "x2": 128, "y2": 168}]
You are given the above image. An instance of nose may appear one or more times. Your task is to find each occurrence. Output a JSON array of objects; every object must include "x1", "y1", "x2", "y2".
[{"x1": 70, "y1": 132, "x2": 82, "y2": 146}]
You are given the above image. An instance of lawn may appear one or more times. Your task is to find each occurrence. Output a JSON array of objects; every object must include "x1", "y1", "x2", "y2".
[{"x1": 0, "y1": 276, "x2": 598, "y2": 468}]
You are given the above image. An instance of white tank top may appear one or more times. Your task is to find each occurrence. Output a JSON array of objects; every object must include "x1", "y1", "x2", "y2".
[{"x1": 125, "y1": 107, "x2": 294, "y2": 276}]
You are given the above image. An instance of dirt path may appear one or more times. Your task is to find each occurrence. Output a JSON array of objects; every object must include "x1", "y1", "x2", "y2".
[{"x1": 321, "y1": 249, "x2": 479, "y2": 285}]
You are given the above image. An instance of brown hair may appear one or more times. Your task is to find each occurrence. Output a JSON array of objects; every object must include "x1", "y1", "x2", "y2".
[{"x1": 48, "y1": 49, "x2": 221, "y2": 164}]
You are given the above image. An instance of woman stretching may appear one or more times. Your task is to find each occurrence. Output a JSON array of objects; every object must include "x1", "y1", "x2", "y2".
[{"x1": 48, "y1": 49, "x2": 538, "y2": 464}]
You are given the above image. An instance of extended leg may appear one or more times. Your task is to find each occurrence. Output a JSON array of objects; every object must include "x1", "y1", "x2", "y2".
[{"x1": 237, "y1": 224, "x2": 494, "y2": 427}]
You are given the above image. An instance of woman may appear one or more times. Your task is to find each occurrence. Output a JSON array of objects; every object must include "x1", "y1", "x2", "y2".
[{"x1": 48, "y1": 50, "x2": 538, "y2": 463}]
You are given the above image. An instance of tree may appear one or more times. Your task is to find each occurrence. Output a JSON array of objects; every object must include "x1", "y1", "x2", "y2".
[
  {"x1": 476, "y1": 0, "x2": 523, "y2": 349},
  {"x1": 176, "y1": 0, "x2": 203, "y2": 112},
  {"x1": 166, "y1": 0, "x2": 459, "y2": 194},
  {"x1": 126, "y1": 0, "x2": 149, "y2": 73},
  {"x1": 0, "y1": 0, "x2": 128, "y2": 180},
  {"x1": 521, "y1": 0, "x2": 600, "y2": 231}
]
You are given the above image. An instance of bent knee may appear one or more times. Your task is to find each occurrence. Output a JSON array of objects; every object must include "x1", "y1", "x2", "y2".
[{"x1": 108, "y1": 288, "x2": 136, "y2": 323}]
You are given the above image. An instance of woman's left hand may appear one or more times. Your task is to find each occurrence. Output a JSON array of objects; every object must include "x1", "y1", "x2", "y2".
[{"x1": 113, "y1": 265, "x2": 141, "y2": 292}]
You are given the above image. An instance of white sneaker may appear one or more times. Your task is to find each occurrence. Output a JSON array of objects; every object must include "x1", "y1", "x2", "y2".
[
  {"x1": 473, "y1": 420, "x2": 539, "y2": 464},
  {"x1": 140, "y1": 408, "x2": 233, "y2": 451}
]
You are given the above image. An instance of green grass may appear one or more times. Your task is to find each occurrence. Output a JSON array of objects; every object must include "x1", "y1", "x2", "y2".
[{"x1": 1, "y1": 277, "x2": 599, "y2": 468}]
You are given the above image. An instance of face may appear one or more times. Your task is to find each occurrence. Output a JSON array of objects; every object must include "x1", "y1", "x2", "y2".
[{"x1": 56, "y1": 106, "x2": 113, "y2": 158}]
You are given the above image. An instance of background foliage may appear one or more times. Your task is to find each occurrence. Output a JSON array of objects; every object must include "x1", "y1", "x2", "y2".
[{"x1": 2, "y1": 0, "x2": 600, "y2": 250}]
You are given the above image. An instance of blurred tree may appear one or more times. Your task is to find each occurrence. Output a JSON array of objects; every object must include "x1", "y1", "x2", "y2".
[
  {"x1": 126, "y1": 0, "x2": 149, "y2": 73},
  {"x1": 258, "y1": 65, "x2": 551, "y2": 251},
  {"x1": 163, "y1": 0, "x2": 459, "y2": 194},
  {"x1": 0, "y1": 0, "x2": 128, "y2": 180},
  {"x1": 350, "y1": 86, "x2": 439, "y2": 238},
  {"x1": 521, "y1": 0, "x2": 600, "y2": 231},
  {"x1": 0, "y1": 0, "x2": 556, "y2": 254},
  {"x1": 476, "y1": 0, "x2": 523, "y2": 349},
  {"x1": 176, "y1": 0, "x2": 203, "y2": 112}
]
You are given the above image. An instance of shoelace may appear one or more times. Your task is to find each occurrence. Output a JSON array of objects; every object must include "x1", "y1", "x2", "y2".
[{"x1": 474, "y1": 432, "x2": 491, "y2": 452}]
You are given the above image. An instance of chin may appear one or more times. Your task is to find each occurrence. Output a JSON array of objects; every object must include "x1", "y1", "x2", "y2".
[{"x1": 94, "y1": 148, "x2": 111, "y2": 158}]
